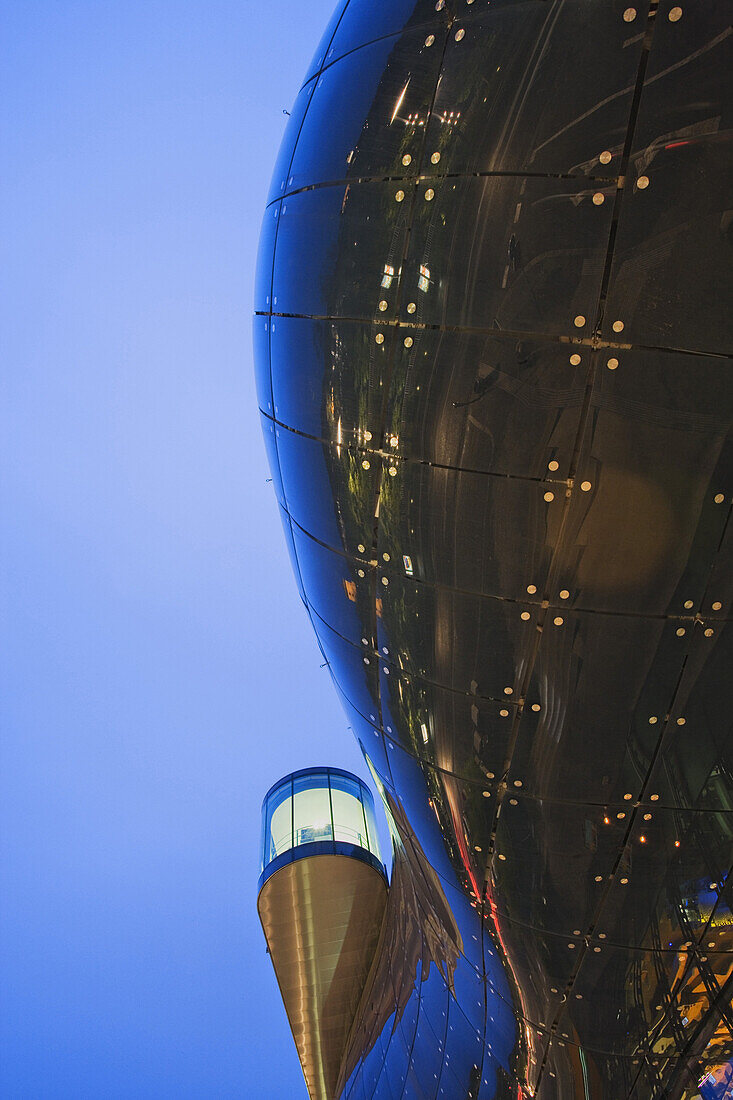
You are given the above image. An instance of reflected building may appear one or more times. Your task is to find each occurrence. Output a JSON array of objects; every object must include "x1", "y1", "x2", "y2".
[{"x1": 254, "y1": 0, "x2": 733, "y2": 1096}]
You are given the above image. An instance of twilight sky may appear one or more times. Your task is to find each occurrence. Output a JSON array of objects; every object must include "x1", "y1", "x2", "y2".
[{"x1": 1, "y1": 2, "x2": 381, "y2": 1095}]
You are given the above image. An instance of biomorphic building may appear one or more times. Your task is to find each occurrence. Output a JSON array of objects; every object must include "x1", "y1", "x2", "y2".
[{"x1": 254, "y1": 0, "x2": 733, "y2": 1096}]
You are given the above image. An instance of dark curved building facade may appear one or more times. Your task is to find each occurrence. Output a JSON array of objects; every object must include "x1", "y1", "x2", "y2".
[{"x1": 254, "y1": 1, "x2": 733, "y2": 1096}]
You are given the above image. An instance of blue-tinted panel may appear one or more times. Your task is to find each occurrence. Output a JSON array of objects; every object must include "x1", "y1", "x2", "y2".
[
  {"x1": 259, "y1": 412, "x2": 285, "y2": 507},
  {"x1": 289, "y1": 31, "x2": 441, "y2": 192},
  {"x1": 324, "y1": 0, "x2": 448, "y2": 68},
  {"x1": 266, "y1": 78, "x2": 317, "y2": 202},
  {"x1": 252, "y1": 314, "x2": 272, "y2": 415},
  {"x1": 270, "y1": 316, "x2": 392, "y2": 443},
  {"x1": 272, "y1": 182, "x2": 409, "y2": 320},
  {"x1": 253, "y1": 202, "x2": 280, "y2": 312}
]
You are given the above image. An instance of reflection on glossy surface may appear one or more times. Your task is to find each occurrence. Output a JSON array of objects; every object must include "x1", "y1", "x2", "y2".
[{"x1": 256, "y1": 0, "x2": 733, "y2": 1095}]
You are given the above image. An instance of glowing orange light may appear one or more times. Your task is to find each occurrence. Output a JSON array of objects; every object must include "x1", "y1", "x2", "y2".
[
  {"x1": 639, "y1": 835, "x2": 646, "y2": 843},
  {"x1": 675, "y1": 840, "x2": 681, "y2": 848},
  {"x1": 603, "y1": 815, "x2": 610, "y2": 825}
]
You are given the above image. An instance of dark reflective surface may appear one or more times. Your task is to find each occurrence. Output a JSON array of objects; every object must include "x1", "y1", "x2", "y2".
[
  {"x1": 256, "y1": 0, "x2": 733, "y2": 1095},
  {"x1": 423, "y1": 0, "x2": 649, "y2": 178}
]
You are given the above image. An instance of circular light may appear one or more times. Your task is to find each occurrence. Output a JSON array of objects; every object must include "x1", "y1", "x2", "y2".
[
  {"x1": 548, "y1": 459, "x2": 559, "y2": 471},
  {"x1": 580, "y1": 480, "x2": 592, "y2": 492},
  {"x1": 424, "y1": 34, "x2": 435, "y2": 47},
  {"x1": 504, "y1": 687, "x2": 513, "y2": 695},
  {"x1": 424, "y1": 188, "x2": 435, "y2": 201},
  {"x1": 712, "y1": 601, "x2": 722, "y2": 610},
  {"x1": 388, "y1": 467, "x2": 397, "y2": 477},
  {"x1": 553, "y1": 616, "x2": 564, "y2": 626},
  {"x1": 714, "y1": 493, "x2": 725, "y2": 504},
  {"x1": 544, "y1": 491, "x2": 554, "y2": 502},
  {"x1": 607, "y1": 357, "x2": 619, "y2": 370},
  {"x1": 599, "y1": 151, "x2": 612, "y2": 165},
  {"x1": 431, "y1": 151, "x2": 441, "y2": 164},
  {"x1": 531, "y1": 703, "x2": 541, "y2": 712},
  {"x1": 612, "y1": 320, "x2": 624, "y2": 332},
  {"x1": 395, "y1": 189, "x2": 405, "y2": 202},
  {"x1": 378, "y1": 299, "x2": 388, "y2": 311},
  {"x1": 404, "y1": 336, "x2": 413, "y2": 348},
  {"x1": 381, "y1": 576, "x2": 389, "y2": 586},
  {"x1": 560, "y1": 589, "x2": 569, "y2": 599},
  {"x1": 499, "y1": 708, "x2": 509, "y2": 717},
  {"x1": 570, "y1": 353, "x2": 581, "y2": 365},
  {"x1": 455, "y1": 28, "x2": 465, "y2": 41},
  {"x1": 668, "y1": 5, "x2": 682, "y2": 20},
  {"x1": 592, "y1": 192, "x2": 605, "y2": 205},
  {"x1": 520, "y1": 611, "x2": 530, "y2": 621},
  {"x1": 402, "y1": 153, "x2": 412, "y2": 166},
  {"x1": 574, "y1": 315, "x2": 586, "y2": 327},
  {"x1": 623, "y1": 7, "x2": 636, "y2": 21},
  {"x1": 362, "y1": 459, "x2": 370, "y2": 469},
  {"x1": 637, "y1": 175, "x2": 650, "y2": 189},
  {"x1": 526, "y1": 584, "x2": 537, "y2": 594},
  {"x1": 406, "y1": 302, "x2": 416, "y2": 313}
]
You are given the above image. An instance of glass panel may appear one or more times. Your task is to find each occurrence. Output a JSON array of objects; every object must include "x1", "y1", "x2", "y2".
[
  {"x1": 291, "y1": 524, "x2": 374, "y2": 646},
  {"x1": 324, "y1": 0, "x2": 448, "y2": 69},
  {"x1": 277, "y1": 425, "x2": 379, "y2": 556},
  {"x1": 252, "y1": 314, "x2": 272, "y2": 415},
  {"x1": 253, "y1": 202, "x2": 280, "y2": 312},
  {"x1": 378, "y1": 662, "x2": 521, "y2": 786},
  {"x1": 377, "y1": 457, "x2": 559, "y2": 602},
  {"x1": 384, "y1": 328, "x2": 585, "y2": 477},
  {"x1": 362, "y1": 785, "x2": 381, "y2": 861},
  {"x1": 301, "y1": 0, "x2": 349, "y2": 85},
  {"x1": 422, "y1": 1, "x2": 648, "y2": 178},
  {"x1": 266, "y1": 78, "x2": 317, "y2": 203},
  {"x1": 263, "y1": 777, "x2": 292, "y2": 869},
  {"x1": 288, "y1": 30, "x2": 441, "y2": 192},
  {"x1": 397, "y1": 174, "x2": 613, "y2": 336},
  {"x1": 509, "y1": 614, "x2": 685, "y2": 806},
  {"x1": 311, "y1": 613, "x2": 382, "y2": 728},
  {"x1": 376, "y1": 571, "x2": 535, "y2": 701},
  {"x1": 270, "y1": 316, "x2": 392, "y2": 444},
  {"x1": 292, "y1": 771, "x2": 333, "y2": 846},
  {"x1": 271, "y1": 182, "x2": 409, "y2": 321},
  {"x1": 633, "y1": 0, "x2": 731, "y2": 156},
  {"x1": 602, "y1": 142, "x2": 732, "y2": 354},
  {"x1": 259, "y1": 412, "x2": 285, "y2": 508},
  {"x1": 329, "y1": 771, "x2": 370, "y2": 851},
  {"x1": 551, "y1": 345, "x2": 732, "y2": 616}
]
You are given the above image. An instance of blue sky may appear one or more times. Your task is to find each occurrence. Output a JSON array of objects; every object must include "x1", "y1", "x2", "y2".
[{"x1": 1, "y1": 2, "x2": 379, "y2": 1095}]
